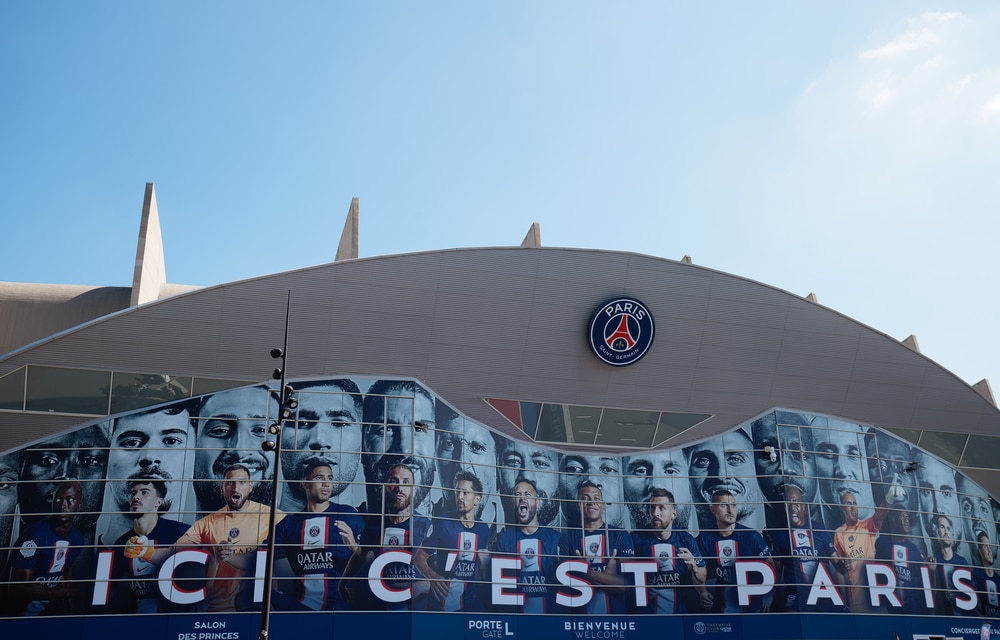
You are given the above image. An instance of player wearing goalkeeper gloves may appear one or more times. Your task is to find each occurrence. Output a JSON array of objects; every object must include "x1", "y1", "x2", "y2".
[{"x1": 111, "y1": 476, "x2": 190, "y2": 613}]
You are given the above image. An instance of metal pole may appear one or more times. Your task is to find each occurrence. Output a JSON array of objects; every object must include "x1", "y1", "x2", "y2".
[{"x1": 259, "y1": 291, "x2": 292, "y2": 640}]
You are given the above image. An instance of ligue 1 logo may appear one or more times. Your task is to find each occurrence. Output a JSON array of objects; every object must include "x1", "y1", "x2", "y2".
[{"x1": 588, "y1": 297, "x2": 654, "y2": 367}]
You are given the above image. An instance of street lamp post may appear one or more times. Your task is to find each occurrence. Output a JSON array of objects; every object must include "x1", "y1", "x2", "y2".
[{"x1": 259, "y1": 295, "x2": 296, "y2": 640}]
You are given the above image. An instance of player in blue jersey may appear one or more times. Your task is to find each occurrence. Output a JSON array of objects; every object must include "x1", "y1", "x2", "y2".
[
  {"x1": 272, "y1": 460, "x2": 365, "y2": 610},
  {"x1": 415, "y1": 470, "x2": 491, "y2": 611},
  {"x1": 110, "y1": 477, "x2": 190, "y2": 613},
  {"x1": 770, "y1": 484, "x2": 841, "y2": 612},
  {"x1": 342, "y1": 462, "x2": 431, "y2": 610},
  {"x1": 558, "y1": 480, "x2": 634, "y2": 614},
  {"x1": 10, "y1": 481, "x2": 86, "y2": 616},
  {"x1": 631, "y1": 487, "x2": 706, "y2": 613},
  {"x1": 874, "y1": 508, "x2": 927, "y2": 613},
  {"x1": 973, "y1": 533, "x2": 1000, "y2": 618},
  {"x1": 930, "y1": 514, "x2": 972, "y2": 616},
  {"x1": 697, "y1": 489, "x2": 772, "y2": 613},
  {"x1": 491, "y1": 478, "x2": 561, "y2": 613}
]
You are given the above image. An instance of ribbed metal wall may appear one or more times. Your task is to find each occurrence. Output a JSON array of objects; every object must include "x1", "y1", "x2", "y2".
[{"x1": 1, "y1": 247, "x2": 997, "y2": 477}]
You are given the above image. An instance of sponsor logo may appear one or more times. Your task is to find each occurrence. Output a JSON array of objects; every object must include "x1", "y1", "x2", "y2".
[
  {"x1": 693, "y1": 622, "x2": 707, "y2": 636},
  {"x1": 228, "y1": 527, "x2": 240, "y2": 540},
  {"x1": 588, "y1": 297, "x2": 654, "y2": 367},
  {"x1": 309, "y1": 525, "x2": 320, "y2": 537}
]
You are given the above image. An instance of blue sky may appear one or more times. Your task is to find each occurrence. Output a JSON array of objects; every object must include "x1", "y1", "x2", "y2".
[{"x1": 1, "y1": 2, "x2": 998, "y2": 392}]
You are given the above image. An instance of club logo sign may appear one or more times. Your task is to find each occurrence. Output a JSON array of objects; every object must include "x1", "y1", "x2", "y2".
[{"x1": 588, "y1": 297, "x2": 654, "y2": 366}]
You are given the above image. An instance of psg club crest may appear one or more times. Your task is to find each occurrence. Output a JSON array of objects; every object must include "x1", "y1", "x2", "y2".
[{"x1": 588, "y1": 297, "x2": 654, "y2": 367}]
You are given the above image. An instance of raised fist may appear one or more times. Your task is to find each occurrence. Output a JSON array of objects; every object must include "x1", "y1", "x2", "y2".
[
  {"x1": 886, "y1": 473, "x2": 907, "y2": 504},
  {"x1": 124, "y1": 535, "x2": 154, "y2": 561}
]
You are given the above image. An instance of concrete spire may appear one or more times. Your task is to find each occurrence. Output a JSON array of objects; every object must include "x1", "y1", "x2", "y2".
[
  {"x1": 130, "y1": 183, "x2": 167, "y2": 307},
  {"x1": 902, "y1": 335, "x2": 921, "y2": 353},
  {"x1": 336, "y1": 197, "x2": 360, "y2": 261},
  {"x1": 520, "y1": 222, "x2": 541, "y2": 247},
  {"x1": 974, "y1": 379, "x2": 996, "y2": 407}
]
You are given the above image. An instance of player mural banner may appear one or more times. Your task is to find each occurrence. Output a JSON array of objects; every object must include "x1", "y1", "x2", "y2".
[{"x1": 2, "y1": 377, "x2": 1000, "y2": 640}]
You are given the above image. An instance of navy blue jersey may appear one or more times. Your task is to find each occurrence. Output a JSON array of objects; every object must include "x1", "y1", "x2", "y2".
[
  {"x1": 874, "y1": 536, "x2": 925, "y2": 613},
  {"x1": 932, "y1": 551, "x2": 971, "y2": 616},
  {"x1": 359, "y1": 514, "x2": 431, "y2": 610},
  {"x1": 697, "y1": 524, "x2": 770, "y2": 613},
  {"x1": 12, "y1": 519, "x2": 85, "y2": 616},
  {"x1": 631, "y1": 529, "x2": 705, "y2": 613},
  {"x1": 492, "y1": 525, "x2": 561, "y2": 613},
  {"x1": 771, "y1": 522, "x2": 841, "y2": 612},
  {"x1": 421, "y1": 512, "x2": 491, "y2": 611},
  {"x1": 558, "y1": 525, "x2": 635, "y2": 614},
  {"x1": 273, "y1": 502, "x2": 365, "y2": 610},
  {"x1": 111, "y1": 517, "x2": 190, "y2": 613},
  {"x1": 973, "y1": 567, "x2": 1000, "y2": 618}
]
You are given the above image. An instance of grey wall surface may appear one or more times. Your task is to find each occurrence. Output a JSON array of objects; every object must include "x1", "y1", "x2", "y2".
[{"x1": 1, "y1": 247, "x2": 997, "y2": 486}]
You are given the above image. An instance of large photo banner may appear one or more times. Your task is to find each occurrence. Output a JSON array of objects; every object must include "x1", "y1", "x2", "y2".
[{"x1": 1, "y1": 377, "x2": 999, "y2": 640}]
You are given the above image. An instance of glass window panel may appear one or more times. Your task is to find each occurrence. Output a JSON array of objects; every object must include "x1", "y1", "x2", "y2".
[
  {"x1": 535, "y1": 403, "x2": 570, "y2": 443},
  {"x1": 917, "y1": 431, "x2": 968, "y2": 466},
  {"x1": 0, "y1": 366, "x2": 26, "y2": 410},
  {"x1": 565, "y1": 405, "x2": 601, "y2": 445},
  {"x1": 653, "y1": 412, "x2": 712, "y2": 446},
  {"x1": 519, "y1": 401, "x2": 542, "y2": 439},
  {"x1": 884, "y1": 427, "x2": 922, "y2": 446},
  {"x1": 595, "y1": 408, "x2": 658, "y2": 447},
  {"x1": 191, "y1": 377, "x2": 255, "y2": 396},
  {"x1": 110, "y1": 372, "x2": 193, "y2": 413},
  {"x1": 960, "y1": 435, "x2": 1000, "y2": 469},
  {"x1": 24, "y1": 366, "x2": 111, "y2": 414}
]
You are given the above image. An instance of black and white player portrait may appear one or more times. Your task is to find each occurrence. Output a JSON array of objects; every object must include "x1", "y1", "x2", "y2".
[
  {"x1": 193, "y1": 385, "x2": 278, "y2": 513},
  {"x1": 279, "y1": 379, "x2": 364, "y2": 513},
  {"x1": 361, "y1": 379, "x2": 437, "y2": 515}
]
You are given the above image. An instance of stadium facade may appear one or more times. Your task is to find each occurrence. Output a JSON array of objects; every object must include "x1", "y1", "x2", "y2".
[{"x1": 2, "y1": 184, "x2": 1000, "y2": 640}]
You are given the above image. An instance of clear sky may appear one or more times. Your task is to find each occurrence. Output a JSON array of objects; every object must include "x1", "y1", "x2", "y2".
[{"x1": 1, "y1": 3, "x2": 998, "y2": 392}]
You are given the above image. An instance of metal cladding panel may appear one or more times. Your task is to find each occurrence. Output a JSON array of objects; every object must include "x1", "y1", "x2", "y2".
[
  {"x1": 694, "y1": 344, "x2": 782, "y2": 374},
  {"x1": 697, "y1": 318, "x2": 787, "y2": 352},
  {"x1": 2, "y1": 246, "x2": 999, "y2": 452},
  {"x1": 775, "y1": 349, "x2": 857, "y2": 380},
  {"x1": 779, "y1": 325, "x2": 864, "y2": 358},
  {"x1": 785, "y1": 302, "x2": 866, "y2": 336},
  {"x1": 771, "y1": 372, "x2": 852, "y2": 406}
]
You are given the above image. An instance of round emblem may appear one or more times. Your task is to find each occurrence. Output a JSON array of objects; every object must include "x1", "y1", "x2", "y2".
[
  {"x1": 309, "y1": 526, "x2": 321, "y2": 537},
  {"x1": 693, "y1": 622, "x2": 707, "y2": 636},
  {"x1": 588, "y1": 297, "x2": 654, "y2": 366},
  {"x1": 229, "y1": 527, "x2": 240, "y2": 540},
  {"x1": 389, "y1": 535, "x2": 400, "y2": 546},
  {"x1": 589, "y1": 542, "x2": 600, "y2": 554},
  {"x1": 463, "y1": 540, "x2": 472, "y2": 550}
]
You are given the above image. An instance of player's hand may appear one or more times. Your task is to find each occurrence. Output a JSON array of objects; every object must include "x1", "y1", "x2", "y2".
[
  {"x1": 678, "y1": 547, "x2": 696, "y2": 568},
  {"x1": 701, "y1": 590, "x2": 714, "y2": 610},
  {"x1": 217, "y1": 540, "x2": 235, "y2": 563},
  {"x1": 430, "y1": 576, "x2": 450, "y2": 602},
  {"x1": 334, "y1": 520, "x2": 360, "y2": 555},
  {"x1": 886, "y1": 473, "x2": 906, "y2": 504},
  {"x1": 124, "y1": 535, "x2": 154, "y2": 561}
]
